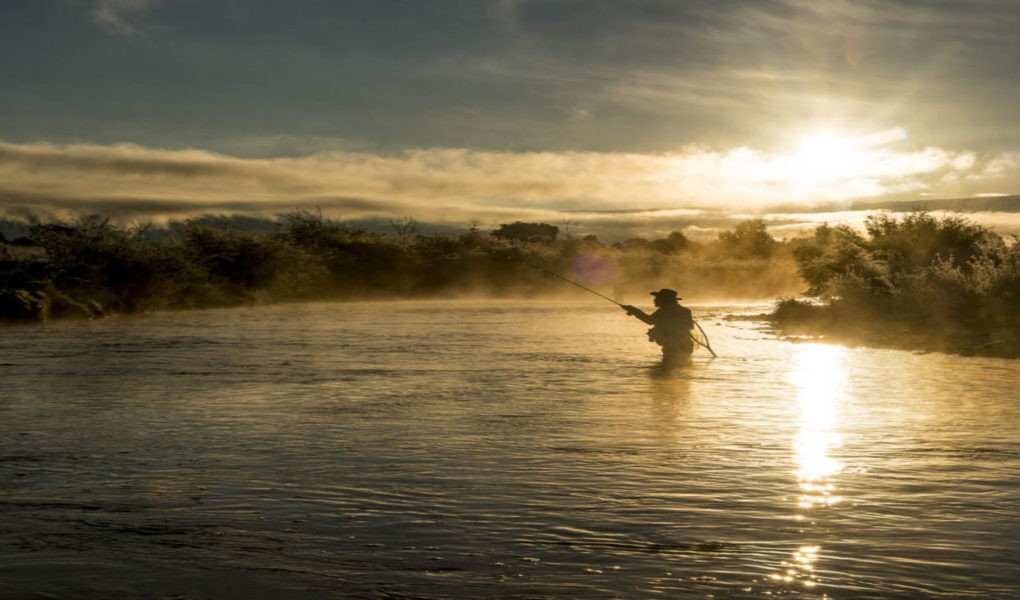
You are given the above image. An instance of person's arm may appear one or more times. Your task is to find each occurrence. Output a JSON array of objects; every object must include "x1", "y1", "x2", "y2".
[{"x1": 622, "y1": 305, "x2": 655, "y2": 324}]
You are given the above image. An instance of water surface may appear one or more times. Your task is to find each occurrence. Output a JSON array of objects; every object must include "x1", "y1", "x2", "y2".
[{"x1": 1, "y1": 300, "x2": 1018, "y2": 598}]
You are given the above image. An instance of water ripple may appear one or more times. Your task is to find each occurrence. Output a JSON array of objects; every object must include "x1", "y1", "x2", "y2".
[{"x1": 1, "y1": 300, "x2": 1018, "y2": 598}]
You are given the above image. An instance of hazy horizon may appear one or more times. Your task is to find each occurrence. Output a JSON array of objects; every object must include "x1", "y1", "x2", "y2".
[{"x1": 3, "y1": 1, "x2": 1020, "y2": 239}]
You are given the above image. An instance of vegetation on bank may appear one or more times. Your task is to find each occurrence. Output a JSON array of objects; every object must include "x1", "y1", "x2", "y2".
[
  {"x1": 0, "y1": 212, "x2": 802, "y2": 322},
  {"x1": 771, "y1": 212, "x2": 1020, "y2": 358},
  {"x1": 6, "y1": 209, "x2": 1015, "y2": 358}
]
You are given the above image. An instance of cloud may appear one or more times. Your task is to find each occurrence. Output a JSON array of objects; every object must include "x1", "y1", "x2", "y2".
[
  {"x1": 92, "y1": 0, "x2": 156, "y2": 36},
  {"x1": 6, "y1": 0, "x2": 1018, "y2": 158},
  {"x1": 0, "y1": 139, "x2": 1015, "y2": 238}
]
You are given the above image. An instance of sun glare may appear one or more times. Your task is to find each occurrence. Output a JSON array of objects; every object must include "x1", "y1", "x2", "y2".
[
  {"x1": 766, "y1": 128, "x2": 908, "y2": 195},
  {"x1": 798, "y1": 134, "x2": 855, "y2": 161},
  {"x1": 788, "y1": 344, "x2": 846, "y2": 486},
  {"x1": 772, "y1": 344, "x2": 848, "y2": 590},
  {"x1": 793, "y1": 133, "x2": 860, "y2": 179}
]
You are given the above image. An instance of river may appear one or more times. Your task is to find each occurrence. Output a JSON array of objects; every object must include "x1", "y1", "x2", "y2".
[{"x1": 1, "y1": 300, "x2": 1018, "y2": 598}]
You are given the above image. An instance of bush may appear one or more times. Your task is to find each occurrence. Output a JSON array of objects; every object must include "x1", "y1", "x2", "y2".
[{"x1": 775, "y1": 212, "x2": 1020, "y2": 357}]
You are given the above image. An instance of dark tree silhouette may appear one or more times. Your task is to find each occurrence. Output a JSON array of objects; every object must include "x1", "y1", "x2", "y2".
[{"x1": 492, "y1": 222, "x2": 559, "y2": 243}]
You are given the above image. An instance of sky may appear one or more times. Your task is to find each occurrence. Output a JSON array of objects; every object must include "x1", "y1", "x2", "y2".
[{"x1": 2, "y1": 0, "x2": 1019, "y2": 239}]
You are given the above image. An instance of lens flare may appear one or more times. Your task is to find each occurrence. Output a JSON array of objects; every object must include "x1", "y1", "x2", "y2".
[{"x1": 570, "y1": 253, "x2": 616, "y2": 286}]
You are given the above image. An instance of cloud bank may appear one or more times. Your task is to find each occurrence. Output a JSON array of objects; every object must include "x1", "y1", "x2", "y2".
[{"x1": 1, "y1": 139, "x2": 1016, "y2": 238}]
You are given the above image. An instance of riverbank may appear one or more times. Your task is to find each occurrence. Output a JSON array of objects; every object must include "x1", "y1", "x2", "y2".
[
  {"x1": 769, "y1": 298, "x2": 1020, "y2": 359},
  {"x1": 766, "y1": 212, "x2": 1020, "y2": 360}
]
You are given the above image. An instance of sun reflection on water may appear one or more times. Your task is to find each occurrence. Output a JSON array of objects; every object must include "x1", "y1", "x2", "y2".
[{"x1": 775, "y1": 344, "x2": 848, "y2": 590}]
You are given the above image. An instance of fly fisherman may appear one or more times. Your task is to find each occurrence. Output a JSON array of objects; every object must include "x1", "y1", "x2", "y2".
[{"x1": 622, "y1": 289, "x2": 694, "y2": 364}]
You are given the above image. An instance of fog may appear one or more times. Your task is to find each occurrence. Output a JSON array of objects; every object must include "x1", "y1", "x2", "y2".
[{"x1": 0, "y1": 212, "x2": 802, "y2": 323}]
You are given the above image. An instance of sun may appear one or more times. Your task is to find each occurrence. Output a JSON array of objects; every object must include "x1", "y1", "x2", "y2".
[
  {"x1": 793, "y1": 133, "x2": 860, "y2": 178},
  {"x1": 787, "y1": 128, "x2": 908, "y2": 180},
  {"x1": 797, "y1": 133, "x2": 855, "y2": 160},
  {"x1": 765, "y1": 129, "x2": 890, "y2": 195}
]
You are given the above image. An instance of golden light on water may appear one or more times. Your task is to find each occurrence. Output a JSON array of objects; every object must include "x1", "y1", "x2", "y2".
[
  {"x1": 772, "y1": 545, "x2": 821, "y2": 586},
  {"x1": 788, "y1": 343, "x2": 846, "y2": 501},
  {"x1": 774, "y1": 344, "x2": 849, "y2": 589}
]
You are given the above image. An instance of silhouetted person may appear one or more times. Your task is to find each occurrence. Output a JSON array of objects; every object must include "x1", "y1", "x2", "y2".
[{"x1": 622, "y1": 289, "x2": 694, "y2": 364}]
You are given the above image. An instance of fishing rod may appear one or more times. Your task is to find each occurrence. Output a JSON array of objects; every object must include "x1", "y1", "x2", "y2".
[
  {"x1": 487, "y1": 248, "x2": 624, "y2": 305},
  {"x1": 491, "y1": 248, "x2": 717, "y2": 357},
  {"x1": 528, "y1": 262, "x2": 625, "y2": 307}
]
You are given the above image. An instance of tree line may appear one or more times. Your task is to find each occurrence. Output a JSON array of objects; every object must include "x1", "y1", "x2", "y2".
[{"x1": 0, "y1": 212, "x2": 801, "y2": 322}]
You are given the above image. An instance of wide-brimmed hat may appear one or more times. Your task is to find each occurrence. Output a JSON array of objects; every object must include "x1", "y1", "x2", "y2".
[{"x1": 650, "y1": 288, "x2": 681, "y2": 300}]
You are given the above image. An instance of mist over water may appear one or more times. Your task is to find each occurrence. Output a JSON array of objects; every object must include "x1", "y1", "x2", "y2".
[{"x1": 1, "y1": 301, "x2": 1018, "y2": 598}]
